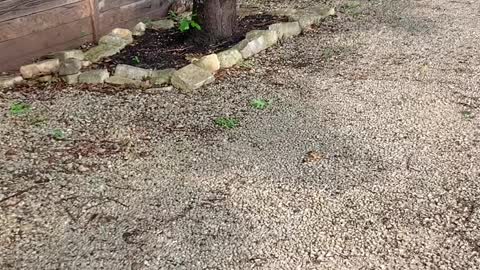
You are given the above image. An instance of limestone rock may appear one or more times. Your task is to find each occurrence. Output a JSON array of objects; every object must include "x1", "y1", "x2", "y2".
[
  {"x1": 105, "y1": 76, "x2": 143, "y2": 86},
  {"x1": 193, "y1": 54, "x2": 220, "y2": 73},
  {"x1": 38, "y1": 75, "x2": 54, "y2": 82},
  {"x1": 246, "y1": 30, "x2": 278, "y2": 47},
  {"x1": 217, "y1": 49, "x2": 243, "y2": 68},
  {"x1": 99, "y1": 34, "x2": 130, "y2": 47},
  {"x1": 234, "y1": 30, "x2": 278, "y2": 59},
  {"x1": 85, "y1": 44, "x2": 123, "y2": 63},
  {"x1": 62, "y1": 73, "x2": 80, "y2": 85},
  {"x1": 171, "y1": 64, "x2": 215, "y2": 91},
  {"x1": 111, "y1": 28, "x2": 134, "y2": 44},
  {"x1": 150, "y1": 68, "x2": 175, "y2": 85},
  {"x1": 292, "y1": 6, "x2": 336, "y2": 30},
  {"x1": 268, "y1": 22, "x2": 302, "y2": 40},
  {"x1": 82, "y1": 61, "x2": 92, "y2": 68},
  {"x1": 114, "y1": 64, "x2": 152, "y2": 80},
  {"x1": 52, "y1": 50, "x2": 85, "y2": 61},
  {"x1": 148, "y1": 19, "x2": 175, "y2": 30},
  {"x1": 133, "y1": 22, "x2": 147, "y2": 36},
  {"x1": 313, "y1": 6, "x2": 336, "y2": 17},
  {"x1": 58, "y1": 58, "x2": 82, "y2": 76},
  {"x1": 78, "y1": 69, "x2": 109, "y2": 84},
  {"x1": 0, "y1": 75, "x2": 23, "y2": 88},
  {"x1": 20, "y1": 59, "x2": 60, "y2": 79}
]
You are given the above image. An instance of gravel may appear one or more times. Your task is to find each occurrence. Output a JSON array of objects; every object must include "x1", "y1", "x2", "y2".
[{"x1": 1, "y1": 0, "x2": 480, "y2": 269}]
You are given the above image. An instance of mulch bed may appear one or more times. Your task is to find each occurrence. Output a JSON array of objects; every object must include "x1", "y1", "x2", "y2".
[{"x1": 98, "y1": 14, "x2": 288, "y2": 71}]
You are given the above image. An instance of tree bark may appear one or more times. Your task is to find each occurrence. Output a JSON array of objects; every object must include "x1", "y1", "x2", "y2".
[{"x1": 193, "y1": 0, "x2": 237, "y2": 44}]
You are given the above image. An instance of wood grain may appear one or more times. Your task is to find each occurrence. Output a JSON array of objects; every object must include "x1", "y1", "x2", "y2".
[
  {"x1": 0, "y1": 0, "x2": 81, "y2": 23},
  {"x1": 0, "y1": 35, "x2": 93, "y2": 72},
  {"x1": 0, "y1": 17, "x2": 92, "y2": 62},
  {"x1": 0, "y1": 1, "x2": 90, "y2": 42},
  {"x1": 0, "y1": 0, "x2": 170, "y2": 72}
]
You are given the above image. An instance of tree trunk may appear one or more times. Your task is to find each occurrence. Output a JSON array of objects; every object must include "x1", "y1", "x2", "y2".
[{"x1": 193, "y1": 0, "x2": 237, "y2": 44}]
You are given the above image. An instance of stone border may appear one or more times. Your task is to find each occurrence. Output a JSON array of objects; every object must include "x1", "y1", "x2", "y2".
[{"x1": 0, "y1": 6, "x2": 335, "y2": 91}]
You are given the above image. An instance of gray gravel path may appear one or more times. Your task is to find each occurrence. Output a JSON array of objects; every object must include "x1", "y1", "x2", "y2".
[{"x1": 1, "y1": 0, "x2": 479, "y2": 269}]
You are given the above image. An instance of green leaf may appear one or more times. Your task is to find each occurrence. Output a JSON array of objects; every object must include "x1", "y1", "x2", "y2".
[
  {"x1": 214, "y1": 117, "x2": 239, "y2": 129},
  {"x1": 51, "y1": 129, "x2": 66, "y2": 140},
  {"x1": 132, "y1": 56, "x2": 141, "y2": 65},
  {"x1": 10, "y1": 102, "x2": 31, "y2": 116},
  {"x1": 179, "y1": 20, "x2": 190, "y2": 32},
  {"x1": 190, "y1": 21, "x2": 202, "y2": 30},
  {"x1": 250, "y1": 99, "x2": 269, "y2": 110}
]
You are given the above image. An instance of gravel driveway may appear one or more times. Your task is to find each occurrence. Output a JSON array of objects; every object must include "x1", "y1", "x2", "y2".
[{"x1": 1, "y1": 0, "x2": 479, "y2": 269}]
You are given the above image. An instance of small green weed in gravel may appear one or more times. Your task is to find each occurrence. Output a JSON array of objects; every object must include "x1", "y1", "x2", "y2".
[
  {"x1": 250, "y1": 99, "x2": 270, "y2": 110},
  {"x1": 214, "y1": 117, "x2": 239, "y2": 129},
  {"x1": 461, "y1": 110, "x2": 475, "y2": 120},
  {"x1": 132, "y1": 56, "x2": 141, "y2": 65},
  {"x1": 51, "y1": 129, "x2": 66, "y2": 140},
  {"x1": 9, "y1": 102, "x2": 31, "y2": 116}
]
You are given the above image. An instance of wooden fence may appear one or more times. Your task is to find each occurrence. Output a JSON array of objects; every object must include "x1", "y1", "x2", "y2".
[{"x1": 0, "y1": 0, "x2": 170, "y2": 72}]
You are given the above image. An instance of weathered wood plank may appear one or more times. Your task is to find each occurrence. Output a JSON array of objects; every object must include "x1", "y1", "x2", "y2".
[
  {"x1": 0, "y1": 0, "x2": 81, "y2": 23},
  {"x1": 0, "y1": 1, "x2": 91, "y2": 42},
  {"x1": 98, "y1": 0, "x2": 170, "y2": 35},
  {"x1": 0, "y1": 35, "x2": 93, "y2": 72},
  {"x1": 99, "y1": 0, "x2": 139, "y2": 12},
  {"x1": 0, "y1": 17, "x2": 92, "y2": 63}
]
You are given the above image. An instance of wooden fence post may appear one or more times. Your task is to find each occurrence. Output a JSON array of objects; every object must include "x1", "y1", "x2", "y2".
[{"x1": 87, "y1": 0, "x2": 100, "y2": 41}]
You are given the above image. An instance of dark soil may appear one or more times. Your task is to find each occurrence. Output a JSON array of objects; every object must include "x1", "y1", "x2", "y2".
[{"x1": 99, "y1": 14, "x2": 288, "y2": 71}]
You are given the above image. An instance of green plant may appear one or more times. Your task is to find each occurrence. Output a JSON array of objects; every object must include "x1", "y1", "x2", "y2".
[
  {"x1": 132, "y1": 56, "x2": 141, "y2": 65},
  {"x1": 250, "y1": 99, "x2": 270, "y2": 110},
  {"x1": 461, "y1": 110, "x2": 475, "y2": 120},
  {"x1": 169, "y1": 11, "x2": 202, "y2": 33},
  {"x1": 51, "y1": 129, "x2": 66, "y2": 140},
  {"x1": 214, "y1": 117, "x2": 239, "y2": 129},
  {"x1": 10, "y1": 102, "x2": 31, "y2": 116}
]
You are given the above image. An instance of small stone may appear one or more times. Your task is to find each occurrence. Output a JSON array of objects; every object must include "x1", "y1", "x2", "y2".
[
  {"x1": 193, "y1": 54, "x2": 220, "y2": 73},
  {"x1": 150, "y1": 68, "x2": 175, "y2": 85},
  {"x1": 62, "y1": 73, "x2": 80, "y2": 84},
  {"x1": 105, "y1": 76, "x2": 143, "y2": 86},
  {"x1": 246, "y1": 30, "x2": 278, "y2": 47},
  {"x1": 58, "y1": 58, "x2": 82, "y2": 76},
  {"x1": 217, "y1": 49, "x2": 243, "y2": 68},
  {"x1": 235, "y1": 30, "x2": 278, "y2": 59},
  {"x1": 52, "y1": 50, "x2": 85, "y2": 61},
  {"x1": 99, "y1": 34, "x2": 130, "y2": 47},
  {"x1": 148, "y1": 19, "x2": 175, "y2": 30},
  {"x1": 78, "y1": 69, "x2": 109, "y2": 84},
  {"x1": 85, "y1": 44, "x2": 123, "y2": 62},
  {"x1": 111, "y1": 28, "x2": 134, "y2": 44},
  {"x1": 78, "y1": 165, "x2": 89, "y2": 172},
  {"x1": 171, "y1": 64, "x2": 215, "y2": 91},
  {"x1": 38, "y1": 75, "x2": 53, "y2": 82},
  {"x1": 81, "y1": 61, "x2": 92, "y2": 68},
  {"x1": 0, "y1": 75, "x2": 23, "y2": 88},
  {"x1": 268, "y1": 22, "x2": 302, "y2": 40},
  {"x1": 20, "y1": 59, "x2": 60, "y2": 79},
  {"x1": 133, "y1": 22, "x2": 147, "y2": 36},
  {"x1": 313, "y1": 6, "x2": 336, "y2": 17},
  {"x1": 114, "y1": 64, "x2": 152, "y2": 80}
]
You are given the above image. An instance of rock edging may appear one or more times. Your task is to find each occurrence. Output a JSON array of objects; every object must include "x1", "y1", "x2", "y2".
[{"x1": 0, "y1": 6, "x2": 335, "y2": 91}]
